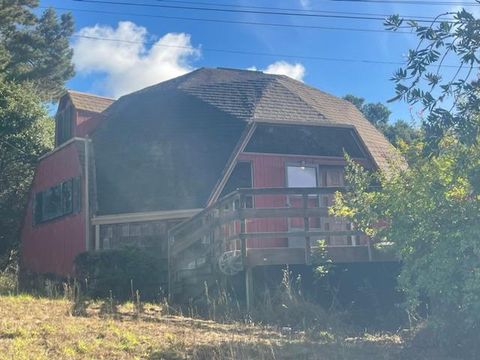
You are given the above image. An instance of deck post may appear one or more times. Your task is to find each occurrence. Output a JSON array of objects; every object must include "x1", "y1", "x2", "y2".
[
  {"x1": 303, "y1": 194, "x2": 311, "y2": 265},
  {"x1": 94, "y1": 224, "x2": 100, "y2": 251},
  {"x1": 239, "y1": 193, "x2": 247, "y2": 264},
  {"x1": 367, "y1": 237, "x2": 373, "y2": 261},
  {"x1": 245, "y1": 267, "x2": 254, "y2": 311},
  {"x1": 167, "y1": 234, "x2": 173, "y2": 302}
]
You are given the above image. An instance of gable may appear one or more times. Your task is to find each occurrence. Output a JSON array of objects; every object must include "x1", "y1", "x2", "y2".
[{"x1": 93, "y1": 91, "x2": 245, "y2": 215}]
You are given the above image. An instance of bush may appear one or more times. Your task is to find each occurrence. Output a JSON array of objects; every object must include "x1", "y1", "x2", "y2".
[
  {"x1": 0, "y1": 271, "x2": 17, "y2": 295},
  {"x1": 74, "y1": 247, "x2": 167, "y2": 301}
]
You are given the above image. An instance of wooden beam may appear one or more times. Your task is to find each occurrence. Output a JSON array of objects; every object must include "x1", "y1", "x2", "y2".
[
  {"x1": 227, "y1": 230, "x2": 361, "y2": 242},
  {"x1": 245, "y1": 267, "x2": 253, "y2": 311},
  {"x1": 246, "y1": 248, "x2": 306, "y2": 267},
  {"x1": 207, "y1": 123, "x2": 257, "y2": 206},
  {"x1": 303, "y1": 194, "x2": 311, "y2": 265},
  {"x1": 94, "y1": 224, "x2": 100, "y2": 250}
]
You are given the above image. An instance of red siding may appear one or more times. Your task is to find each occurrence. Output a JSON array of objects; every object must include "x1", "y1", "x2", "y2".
[
  {"x1": 236, "y1": 153, "x2": 371, "y2": 249},
  {"x1": 74, "y1": 110, "x2": 105, "y2": 138},
  {"x1": 21, "y1": 142, "x2": 86, "y2": 276}
]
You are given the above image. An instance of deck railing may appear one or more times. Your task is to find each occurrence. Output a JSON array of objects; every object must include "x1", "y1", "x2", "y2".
[{"x1": 169, "y1": 187, "x2": 393, "y2": 296}]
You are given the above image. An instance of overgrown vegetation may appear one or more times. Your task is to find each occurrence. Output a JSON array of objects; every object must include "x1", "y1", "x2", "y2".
[
  {"x1": 0, "y1": 1, "x2": 74, "y2": 269},
  {"x1": 0, "y1": 293, "x2": 412, "y2": 360},
  {"x1": 332, "y1": 142, "x2": 480, "y2": 357},
  {"x1": 74, "y1": 248, "x2": 167, "y2": 301},
  {"x1": 329, "y1": 7, "x2": 480, "y2": 358}
]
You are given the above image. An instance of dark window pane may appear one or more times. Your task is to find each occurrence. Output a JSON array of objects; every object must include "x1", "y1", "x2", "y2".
[
  {"x1": 73, "y1": 177, "x2": 81, "y2": 213},
  {"x1": 62, "y1": 180, "x2": 73, "y2": 214},
  {"x1": 246, "y1": 124, "x2": 366, "y2": 158},
  {"x1": 221, "y1": 161, "x2": 252, "y2": 196},
  {"x1": 56, "y1": 105, "x2": 73, "y2": 145},
  {"x1": 43, "y1": 184, "x2": 62, "y2": 220},
  {"x1": 34, "y1": 192, "x2": 43, "y2": 225},
  {"x1": 34, "y1": 176, "x2": 80, "y2": 224}
]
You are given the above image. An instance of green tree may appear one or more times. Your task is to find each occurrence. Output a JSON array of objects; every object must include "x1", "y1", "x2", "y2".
[
  {"x1": 333, "y1": 7, "x2": 480, "y2": 354},
  {"x1": 0, "y1": 1, "x2": 74, "y2": 101},
  {"x1": 332, "y1": 142, "x2": 480, "y2": 355},
  {"x1": 385, "y1": 9, "x2": 480, "y2": 151},
  {"x1": 0, "y1": 79, "x2": 54, "y2": 265},
  {"x1": 0, "y1": 2, "x2": 74, "y2": 266},
  {"x1": 343, "y1": 94, "x2": 419, "y2": 146}
]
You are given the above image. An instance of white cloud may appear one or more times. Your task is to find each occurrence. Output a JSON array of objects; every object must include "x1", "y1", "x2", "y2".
[
  {"x1": 73, "y1": 21, "x2": 200, "y2": 97},
  {"x1": 251, "y1": 61, "x2": 306, "y2": 81},
  {"x1": 299, "y1": 0, "x2": 311, "y2": 9}
]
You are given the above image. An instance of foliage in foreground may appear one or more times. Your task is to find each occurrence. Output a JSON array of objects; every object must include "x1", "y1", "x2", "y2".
[
  {"x1": 74, "y1": 247, "x2": 166, "y2": 301},
  {"x1": 385, "y1": 9, "x2": 480, "y2": 152},
  {"x1": 0, "y1": 1, "x2": 74, "y2": 101},
  {"x1": 332, "y1": 140, "x2": 480, "y2": 357},
  {"x1": 0, "y1": 79, "x2": 54, "y2": 268}
]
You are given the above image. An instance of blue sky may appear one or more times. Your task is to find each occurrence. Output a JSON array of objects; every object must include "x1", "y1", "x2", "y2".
[{"x1": 39, "y1": 0, "x2": 476, "y2": 123}]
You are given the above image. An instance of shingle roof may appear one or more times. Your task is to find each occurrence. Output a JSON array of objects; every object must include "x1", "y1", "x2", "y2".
[
  {"x1": 92, "y1": 68, "x2": 402, "y2": 215},
  {"x1": 67, "y1": 90, "x2": 115, "y2": 113},
  {"x1": 121, "y1": 67, "x2": 399, "y2": 171}
]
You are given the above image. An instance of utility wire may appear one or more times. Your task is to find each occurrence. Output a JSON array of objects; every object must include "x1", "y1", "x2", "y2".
[
  {"x1": 329, "y1": 0, "x2": 479, "y2": 5},
  {"x1": 71, "y1": 0, "x2": 454, "y2": 22},
  {"x1": 150, "y1": 0, "x2": 454, "y2": 20},
  {"x1": 72, "y1": 34, "x2": 473, "y2": 69},
  {"x1": 46, "y1": 6, "x2": 415, "y2": 34}
]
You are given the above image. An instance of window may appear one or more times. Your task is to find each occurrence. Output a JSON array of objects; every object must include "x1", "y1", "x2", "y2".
[
  {"x1": 245, "y1": 124, "x2": 366, "y2": 158},
  {"x1": 286, "y1": 165, "x2": 317, "y2": 188},
  {"x1": 56, "y1": 105, "x2": 73, "y2": 146},
  {"x1": 34, "y1": 177, "x2": 81, "y2": 224},
  {"x1": 221, "y1": 161, "x2": 253, "y2": 196}
]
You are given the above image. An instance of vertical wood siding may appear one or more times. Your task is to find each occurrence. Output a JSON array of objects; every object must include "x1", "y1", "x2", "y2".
[
  {"x1": 236, "y1": 153, "x2": 371, "y2": 249},
  {"x1": 21, "y1": 143, "x2": 86, "y2": 276}
]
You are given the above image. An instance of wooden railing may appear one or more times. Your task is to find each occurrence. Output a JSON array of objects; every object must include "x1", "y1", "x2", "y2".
[{"x1": 168, "y1": 187, "x2": 393, "y2": 296}]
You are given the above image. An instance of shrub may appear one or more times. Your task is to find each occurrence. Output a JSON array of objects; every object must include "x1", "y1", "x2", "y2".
[
  {"x1": 0, "y1": 271, "x2": 17, "y2": 295},
  {"x1": 74, "y1": 247, "x2": 167, "y2": 301}
]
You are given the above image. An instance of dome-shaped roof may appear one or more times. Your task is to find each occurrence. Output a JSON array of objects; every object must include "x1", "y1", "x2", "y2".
[{"x1": 93, "y1": 68, "x2": 398, "y2": 215}]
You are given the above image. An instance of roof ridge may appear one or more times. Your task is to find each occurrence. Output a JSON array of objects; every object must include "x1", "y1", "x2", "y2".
[
  {"x1": 67, "y1": 89, "x2": 116, "y2": 101},
  {"x1": 252, "y1": 76, "x2": 327, "y2": 121}
]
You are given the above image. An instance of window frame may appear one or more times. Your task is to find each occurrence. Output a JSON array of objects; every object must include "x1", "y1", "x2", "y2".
[
  {"x1": 33, "y1": 177, "x2": 81, "y2": 225},
  {"x1": 285, "y1": 163, "x2": 319, "y2": 189},
  {"x1": 55, "y1": 104, "x2": 73, "y2": 146}
]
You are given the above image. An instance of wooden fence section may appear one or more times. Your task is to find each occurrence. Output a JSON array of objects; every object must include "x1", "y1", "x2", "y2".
[{"x1": 168, "y1": 187, "x2": 394, "y2": 301}]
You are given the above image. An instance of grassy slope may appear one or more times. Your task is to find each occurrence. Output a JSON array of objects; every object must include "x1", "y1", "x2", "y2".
[
  {"x1": 0, "y1": 295, "x2": 402, "y2": 360},
  {"x1": 0, "y1": 295, "x2": 456, "y2": 360}
]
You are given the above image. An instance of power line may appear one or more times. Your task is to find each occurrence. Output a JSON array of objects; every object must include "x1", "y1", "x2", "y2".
[
  {"x1": 70, "y1": 0, "x2": 453, "y2": 22},
  {"x1": 150, "y1": 0, "x2": 454, "y2": 21},
  {"x1": 72, "y1": 34, "x2": 472, "y2": 69},
  {"x1": 329, "y1": 0, "x2": 479, "y2": 5},
  {"x1": 45, "y1": 6, "x2": 415, "y2": 34}
]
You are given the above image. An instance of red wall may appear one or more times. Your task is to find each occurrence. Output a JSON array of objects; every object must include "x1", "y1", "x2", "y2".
[
  {"x1": 21, "y1": 142, "x2": 86, "y2": 276},
  {"x1": 236, "y1": 153, "x2": 370, "y2": 249},
  {"x1": 74, "y1": 110, "x2": 105, "y2": 138}
]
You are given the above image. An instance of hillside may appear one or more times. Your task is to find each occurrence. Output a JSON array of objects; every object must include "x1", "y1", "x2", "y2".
[
  {"x1": 0, "y1": 294, "x2": 461, "y2": 360},
  {"x1": 0, "y1": 295, "x2": 413, "y2": 360}
]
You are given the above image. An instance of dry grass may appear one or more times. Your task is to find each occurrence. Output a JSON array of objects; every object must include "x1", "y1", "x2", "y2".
[{"x1": 0, "y1": 295, "x2": 415, "y2": 359}]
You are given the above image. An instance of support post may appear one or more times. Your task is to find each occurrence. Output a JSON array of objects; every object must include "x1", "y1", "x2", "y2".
[
  {"x1": 167, "y1": 234, "x2": 174, "y2": 302},
  {"x1": 367, "y1": 237, "x2": 373, "y2": 262},
  {"x1": 94, "y1": 224, "x2": 100, "y2": 250},
  {"x1": 245, "y1": 267, "x2": 253, "y2": 311},
  {"x1": 239, "y1": 194, "x2": 247, "y2": 265},
  {"x1": 303, "y1": 194, "x2": 311, "y2": 265}
]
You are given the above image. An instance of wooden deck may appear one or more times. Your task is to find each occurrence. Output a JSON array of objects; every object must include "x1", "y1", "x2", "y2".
[{"x1": 167, "y1": 187, "x2": 394, "y2": 305}]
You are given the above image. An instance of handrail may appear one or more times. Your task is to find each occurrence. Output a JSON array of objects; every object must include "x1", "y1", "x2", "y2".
[{"x1": 168, "y1": 187, "x2": 344, "y2": 238}]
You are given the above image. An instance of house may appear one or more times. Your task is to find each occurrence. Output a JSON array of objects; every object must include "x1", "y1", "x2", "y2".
[{"x1": 20, "y1": 68, "x2": 398, "y2": 302}]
